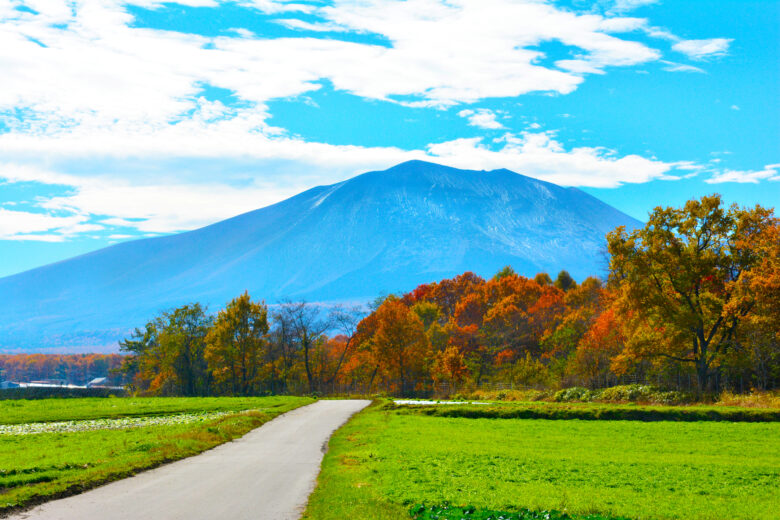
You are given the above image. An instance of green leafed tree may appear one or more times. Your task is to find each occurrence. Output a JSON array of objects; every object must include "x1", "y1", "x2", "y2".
[
  {"x1": 119, "y1": 303, "x2": 212, "y2": 396},
  {"x1": 554, "y1": 270, "x2": 576, "y2": 291},
  {"x1": 534, "y1": 272, "x2": 553, "y2": 286}
]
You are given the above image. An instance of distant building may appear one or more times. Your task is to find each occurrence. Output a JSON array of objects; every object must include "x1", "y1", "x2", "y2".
[{"x1": 87, "y1": 377, "x2": 108, "y2": 388}]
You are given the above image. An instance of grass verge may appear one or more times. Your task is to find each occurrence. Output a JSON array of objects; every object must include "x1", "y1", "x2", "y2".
[
  {"x1": 0, "y1": 396, "x2": 312, "y2": 514},
  {"x1": 302, "y1": 401, "x2": 780, "y2": 520}
]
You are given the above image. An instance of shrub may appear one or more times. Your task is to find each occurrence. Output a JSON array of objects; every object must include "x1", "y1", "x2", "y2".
[
  {"x1": 467, "y1": 389, "x2": 554, "y2": 402},
  {"x1": 717, "y1": 390, "x2": 780, "y2": 408},
  {"x1": 554, "y1": 387, "x2": 593, "y2": 402}
]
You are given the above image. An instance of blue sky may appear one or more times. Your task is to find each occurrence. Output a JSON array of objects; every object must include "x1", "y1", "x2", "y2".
[{"x1": 0, "y1": 0, "x2": 778, "y2": 278}]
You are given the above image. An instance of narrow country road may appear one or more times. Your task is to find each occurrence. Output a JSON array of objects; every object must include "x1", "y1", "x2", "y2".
[{"x1": 10, "y1": 400, "x2": 370, "y2": 520}]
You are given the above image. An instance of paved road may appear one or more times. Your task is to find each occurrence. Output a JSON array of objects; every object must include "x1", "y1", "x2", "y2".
[{"x1": 10, "y1": 400, "x2": 370, "y2": 520}]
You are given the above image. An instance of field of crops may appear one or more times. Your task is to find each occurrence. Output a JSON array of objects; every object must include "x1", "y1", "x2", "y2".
[
  {"x1": 0, "y1": 396, "x2": 312, "y2": 512},
  {"x1": 0, "y1": 395, "x2": 306, "y2": 424},
  {"x1": 303, "y1": 401, "x2": 780, "y2": 520}
]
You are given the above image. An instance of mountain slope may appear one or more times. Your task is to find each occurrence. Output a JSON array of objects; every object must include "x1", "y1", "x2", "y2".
[{"x1": 0, "y1": 160, "x2": 640, "y2": 351}]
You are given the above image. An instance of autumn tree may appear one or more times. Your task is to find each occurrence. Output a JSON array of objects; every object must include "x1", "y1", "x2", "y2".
[
  {"x1": 729, "y1": 220, "x2": 780, "y2": 388},
  {"x1": 607, "y1": 195, "x2": 776, "y2": 390},
  {"x1": 205, "y1": 292, "x2": 269, "y2": 395},
  {"x1": 575, "y1": 308, "x2": 625, "y2": 388},
  {"x1": 432, "y1": 346, "x2": 469, "y2": 389},
  {"x1": 323, "y1": 304, "x2": 366, "y2": 390},
  {"x1": 370, "y1": 296, "x2": 430, "y2": 396},
  {"x1": 275, "y1": 301, "x2": 331, "y2": 394}
]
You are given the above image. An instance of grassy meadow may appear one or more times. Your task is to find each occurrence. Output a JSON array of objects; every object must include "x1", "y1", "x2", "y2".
[
  {"x1": 303, "y1": 401, "x2": 780, "y2": 520},
  {"x1": 0, "y1": 395, "x2": 312, "y2": 512}
]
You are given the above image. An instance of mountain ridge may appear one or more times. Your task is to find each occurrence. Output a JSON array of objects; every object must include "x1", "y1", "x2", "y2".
[{"x1": 0, "y1": 160, "x2": 640, "y2": 352}]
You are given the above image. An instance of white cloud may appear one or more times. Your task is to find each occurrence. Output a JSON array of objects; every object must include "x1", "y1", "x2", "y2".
[
  {"x1": 598, "y1": 16, "x2": 647, "y2": 33},
  {"x1": 660, "y1": 60, "x2": 705, "y2": 73},
  {"x1": 0, "y1": 0, "x2": 666, "y2": 137},
  {"x1": 0, "y1": 128, "x2": 694, "y2": 238},
  {"x1": 610, "y1": 0, "x2": 659, "y2": 13},
  {"x1": 706, "y1": 163, "x2": 780, "y2": 184},
  {"x1": 555, "y1": 59, "x2": 607, "y2": 75},
  {"x1": 426, "y1": 131, "x2": 685, "y2": 188},
  {"x1": 239, "y1": 0, "x2": 315, "y2": 14},
  {"x1": 275, "y1": 18, "x2": 346, "y2": 32},
  {"x1": 730, "y1": 105, "x2": 740, "y2": 110},
  {"x1": 0, "y1": 208, "x2": 86, "y2": 240},
  {"x1": 457, "y1": 109, "x2": 506, "y2": 130},
  {"x1": 672, "y1": 38, "x2": 732, "y2": 60},
  {"x1": 0, "y1": 0, "x2": 749, "y2": 243}
]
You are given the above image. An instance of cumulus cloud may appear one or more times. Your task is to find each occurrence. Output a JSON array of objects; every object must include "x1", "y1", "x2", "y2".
[
  {"x1": 672, "y1": 38, "x2": 732, "y2": 60},
  {"x1": 426, "y1": 131, "x2": 685, "y2": 188},
  {"x1": 706, "y1": 163, "x2": 780, "y2": 184},
  {"x1": 0, "y1": 0, "x2": 665, "y2": 136},
  {"x1": 457, "y1": 109, "x2": 506, "y2": 130},
  {"x1": 0, "y1": 0, "x2": 749, "y2": 243}
]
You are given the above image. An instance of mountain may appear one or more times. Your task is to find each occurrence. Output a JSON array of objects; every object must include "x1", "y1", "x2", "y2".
[{"x1": 0, "y1": 160, "x2": 641, "y2": 352}]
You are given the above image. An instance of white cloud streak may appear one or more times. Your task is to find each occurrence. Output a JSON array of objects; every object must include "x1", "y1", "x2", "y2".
[
  {"x1": 705, "y1": 163, "x2": 780, "y2": 184},
  {"x1": 610, "y1": 0, "x2": 659, "y2": 13},
  {"x1": 660, "y1": 60, "x2": 705, "y2": 73},
  {"x1": 672, "y1": 38, "x2": 732, "y2": 60}
]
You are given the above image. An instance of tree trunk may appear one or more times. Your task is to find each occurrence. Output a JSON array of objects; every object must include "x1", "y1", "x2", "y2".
[
  {"x1": 695, "y1": 358, "x2": 710, "y2": 393},
  {"x1": 303, "y1": 332, "x2": 314, "y2": 394}
]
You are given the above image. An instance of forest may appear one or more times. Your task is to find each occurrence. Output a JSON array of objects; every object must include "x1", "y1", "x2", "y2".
[{"x1": 6, "y1": 195, "x2": 778, "y2": 398}]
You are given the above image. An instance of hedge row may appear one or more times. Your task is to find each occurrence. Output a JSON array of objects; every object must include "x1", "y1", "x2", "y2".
[
  {"x1": 0, "y1": 387, "x2": 126, "y2": 400},
  {"x1": 552, "y1": 385, "x2": 697, "y2": 405},
  {"x1": 393, "y1": 403, "x2": 780, "y2": 422}
]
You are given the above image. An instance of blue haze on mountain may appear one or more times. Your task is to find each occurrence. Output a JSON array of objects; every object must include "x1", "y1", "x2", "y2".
[{"x1": 0, "y1": 161, "x2": 640, "y2": 352}]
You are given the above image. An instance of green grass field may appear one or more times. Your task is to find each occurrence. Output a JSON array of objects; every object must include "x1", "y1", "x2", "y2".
[
  {"x1": 0, "y1": 396, "x2": 312, "y2": 512},
  {"x1": 303, "y1": 402, "x2": 780, "y2": 520}
]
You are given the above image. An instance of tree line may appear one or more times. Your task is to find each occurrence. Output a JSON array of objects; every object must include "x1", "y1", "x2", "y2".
[
  {"x1": 118, "y1": 296, "x2": 365, "y2": 396},
  {"x1": 0, "y1": 354, "x2": 125, "y2": 385},
  {"x1": 115, "y1": 195, "x2": 778, "y2": 396}
]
